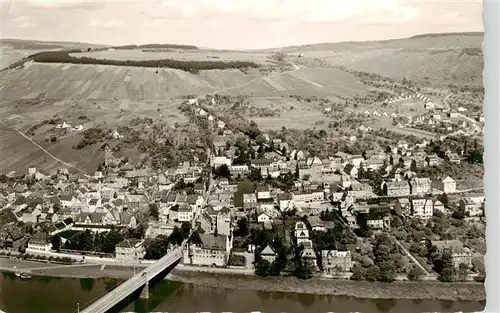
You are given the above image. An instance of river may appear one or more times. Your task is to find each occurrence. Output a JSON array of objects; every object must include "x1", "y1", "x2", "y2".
[{"x1": 0, "y1": 272, "x2": 485, "y2": 313}]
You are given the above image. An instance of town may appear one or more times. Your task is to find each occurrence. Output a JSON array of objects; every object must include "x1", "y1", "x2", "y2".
[{"x1": 0, "y1": 91, "x2": 486, "y2": 286}]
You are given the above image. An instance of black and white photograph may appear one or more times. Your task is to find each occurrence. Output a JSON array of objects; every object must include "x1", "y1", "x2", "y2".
[{"x1": 0, "y1": 1, "x2": 493, "y2": 312}]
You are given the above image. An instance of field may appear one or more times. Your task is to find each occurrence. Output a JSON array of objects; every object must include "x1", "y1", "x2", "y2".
[
  {"x1": 0, "y1": 39, "x2": 107, "y2": 70},
  {"x1": 280, "y1": 33, "x2": 483, "y2": 85},
  {"x1": 244, "y1": 97, "x2": 327, "y2": 130},
  {"x1": 0, "y1": 63, "x2": 262, "y2": 100},
  {"x1": 72, "y1": 49, "x2": 272, "y2": 64},
  {"x1": 0, "y1": 122, "x2": 104, "y2": 175}
]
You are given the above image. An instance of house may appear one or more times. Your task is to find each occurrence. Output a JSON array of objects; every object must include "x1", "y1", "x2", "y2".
[
  {"x1": 184, "y1": 234, "x2": 229, "y2": 267},
  {"x1": 260, "y1": 245, "x2": 277, "y2": 263},
  {"x1": 295, "y1": 221, "x2": 310, "y2": 246},
  {"x1": 430, "y1": 240, "x2": 472, "y2": 269},
  {"x1": 445, "y1": 152, "x2": 461, "y2": 164},
  {"x1": 306, "y1": 215, "x2": 326, "y2": 232},
  {"x1": 213, "y1": 156, "x2": 232, "y2": 168},
  {"x1": 412, "y1": 198, "x2": 434, "y2": 219},
  {"x1": 394, "y1": 198, "x2": 411, "y2": 216},
  {"x1": 385, "y1": 181, "x2": 411, "y2": 197},
  {"x1": 359, "y1": 210, "x2": 391, "y2": 230},
  {"x1": 257, "y1": 212, "x2": 271, "y2": 223},
  {"x1": 243, "y1": 193, "x2": 258, "y2": 206},
  {"x1": 145, "y1": 222, "x2": 176, "y2": 239},
  {"x1": 343, "y1": 164, "x2": 358, "y2": 178},
  {"x1": 216, "y1": 207, "x2": 232, "y2": 236},
  {"x1": 115, "y1": 239, "x2": 146, "y2": 261},
  {"x1": 27, "y1": 232, "x2": 52, "y2": 252},
  {"x1": 441, "y1": 176, "x2": 457, "y2": 193},
  {"x1": 459, "y1": 198, "x2": 484, "y2": 217},
  {"x1": 112, "y1": 130, "x2": 123, "y2": 140},
  {"x1": 256, "y1": 185, "x2": 272, "y2": 200},
  {"x1": 278, "y1": 193, "x2": 294, "y2": 211},
  {"x1": 178, "y1": 203, "x2": 194, "y2": 222},
  {"x1": 349, "y1": 182, "x2": 373, "y2": 199},
  {"x1": 433, "y1": 200, "x2": 446, "y2": 214},
  {"x1": 410, "y1": 178, "x2": 432, "y2": 195},
  {"x1": 321, "y1": 250, "x2": 353, "y2": 273},
  {"x1": 426, "y1": 154, "x2": 441, "y2": 167},
  {"x1": 4, "y1": 230, "x2": 26, "y2": 250},
  {"x1": 217, "y1": 120, "x2": 226, "y2": 129},
  {"x1": 198, "y1": 212, "x2": 214, "y2": 234},
  {"x1": 300, "y1": 241, "x2": 318, "y2": 269}
]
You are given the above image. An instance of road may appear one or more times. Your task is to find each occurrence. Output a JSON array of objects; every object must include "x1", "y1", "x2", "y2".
[
  {"x1": 0, "y1": 120, "x2": 91, "y2": 177},
  {"x1": 443, "y1": 93, "x2": 452, "y2": 110},
  {"x1": 393, "y1": 238, "x2": 429, "y2": 275}
]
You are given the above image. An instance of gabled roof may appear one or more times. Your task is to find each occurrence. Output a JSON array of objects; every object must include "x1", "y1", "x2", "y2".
[
  {"x1": 442, "y1": 176, "x2": 455, "y2": 183},
  {"x1": 261, "y1": 245, "x2": 276, "y2": 256}
]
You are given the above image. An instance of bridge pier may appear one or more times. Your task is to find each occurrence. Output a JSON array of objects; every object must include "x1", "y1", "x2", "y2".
[{"x1": 140, "y1": 281, "x2": 149, "y2": 299}]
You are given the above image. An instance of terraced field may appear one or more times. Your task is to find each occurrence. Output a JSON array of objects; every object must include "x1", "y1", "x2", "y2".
[
  {"x1": 221, "y1": 67, "x2": 368, "y2": 98},
  {"x1": 0, "y1": 63, "x2": 264, "y2": 101},
  {"x1": 0, "y1": 63, "x2": 367, "y2": 101}
]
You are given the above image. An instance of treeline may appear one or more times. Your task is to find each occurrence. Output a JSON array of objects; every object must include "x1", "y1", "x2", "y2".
[
  {"x1": 113, "y1": 44, "x2": 198, "y2": 50},
  {"x1": 32, "y1": 51, "x2": 259, "y2": 73},
  {"x1": 409, "y1": 32, "x2": 483, "y2": 39}
]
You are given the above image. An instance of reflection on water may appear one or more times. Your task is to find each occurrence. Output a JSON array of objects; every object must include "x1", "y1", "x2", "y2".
[{"x1": 0, "y1": 273, "x2": 485, "y2": 313}]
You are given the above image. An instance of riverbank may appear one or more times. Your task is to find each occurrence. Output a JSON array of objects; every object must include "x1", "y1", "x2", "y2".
[{"x1": 0, "y1": 258, "x2": 486, "y2": 302}]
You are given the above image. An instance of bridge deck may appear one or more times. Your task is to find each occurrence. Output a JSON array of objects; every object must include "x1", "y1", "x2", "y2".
[{"x1": 80, "y1": 247, "x2": 183, "y2": 313}]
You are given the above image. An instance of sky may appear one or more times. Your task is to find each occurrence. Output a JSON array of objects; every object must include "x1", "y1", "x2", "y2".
[{"x1": 0, "y1": 0, "x2": 484, "y2": 50}]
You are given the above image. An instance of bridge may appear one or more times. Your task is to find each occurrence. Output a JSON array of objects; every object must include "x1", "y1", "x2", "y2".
[{"x1": 79, "y1": 237, "x2": 189, "y2": 313}]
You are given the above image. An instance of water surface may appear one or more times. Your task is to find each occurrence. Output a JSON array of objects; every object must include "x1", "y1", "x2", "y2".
[{"x1": 0, "y1": 273, "x2": 485, "y2": 313}]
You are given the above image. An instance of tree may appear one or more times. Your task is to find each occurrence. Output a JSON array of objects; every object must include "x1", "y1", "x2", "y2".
[
  {"x1": 410, "y1": 160, "x2": 417, "y2": 172},
  {"x1": 181, "y1": 222, "x2": 191, "y2": 236},
  {"x1": 148, "y1": 203, "x2": 159, "y2": 221},
  {"x1": 270, "y1": 248, "x2": 287, "y2": 276},
  {"x1": 457, "y1": 263, "x2": 469, "y2": 282},
  {"x1": 437, "y1": 250, "x2": 456, "y2": 282},
  {"x1": 51, "y1": 235, "x2": 61, "y2": 252},
  {"x1": 294, "y1": 259, "x2": 314, "y2": 280},
  {"x1": 350, "y1": 266, "x2": 366, "y2": 281},
  {"x1": 466, "y1": 150, "x2": 483, "y2": 164},
  {"x1": 235, "y1": 217, "x2": 249, "y2": 237},
  {"x1": 365, "y1": 265, "x2": 380, "y2": 282},
  {"x1": 255, "y1": 259, "x2": 271, "y2": 276},
  {"x1": 101, "y1": 229, "x2": 124, "y2": 254},
  {"x1": 214, "y1": 164, "x2": 231, "y2": 179},
  {"x1": 408, "y1": 265, "x2": 425, "y2": 281}
]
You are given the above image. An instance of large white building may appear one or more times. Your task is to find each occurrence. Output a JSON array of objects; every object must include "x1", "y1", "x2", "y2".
[
  {"x1": 115, "y1": 239, "x2": 145, "y2": 261},
  {"x1": 27, "y1": 233, "x2": 52, "y2": 252},
  {"x1": 441, "y1": 176, "x2": 457, "y2": 194},
  {"x1": 183, "y1": 234, "x2": 230, "y2": 267}
]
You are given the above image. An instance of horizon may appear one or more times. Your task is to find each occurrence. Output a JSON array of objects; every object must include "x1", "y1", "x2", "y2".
[
  {"x1": 0, "y1": 0, "x2": 484, "y2": 50},
  {"x1": 1, "y1": 31, "x2": 485, "y2": 51}
]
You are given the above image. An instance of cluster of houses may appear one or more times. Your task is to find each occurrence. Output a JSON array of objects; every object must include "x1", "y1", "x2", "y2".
[
  {"x1": 55, "y1": 121, "x2": 84, "y2": 132},
  {"x1": 0, "y1": 157, "x2": 209, "y2": 261}
]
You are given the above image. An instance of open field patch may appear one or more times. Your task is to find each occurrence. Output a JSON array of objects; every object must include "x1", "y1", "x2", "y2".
[
  {"x1": 253, "y1": 111, "x2": 326, "y2": 130},
  {"x1": 220, "y1": 67, "x2": 368, "y2": 98},
  {"x1": 0, "y1": 123, "x2": 104, "y2": 175},
  {"x1": 72, "y1": 49, "x2": 273, "y2": 65},
  {"x1": 246, "y1": 97, "x2": 326, "y2": 130},
  {"x1": 0, "y1": 63, "x2": 263, "y2": 101}
]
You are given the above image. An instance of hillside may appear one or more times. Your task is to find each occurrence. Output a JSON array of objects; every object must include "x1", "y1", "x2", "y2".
[
  {"x1": 277, "y1": 33, "x2": 484, "y2": 85},
  {"x1": 0, "y1": 39, "x2": 108, "y2": 71}
]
